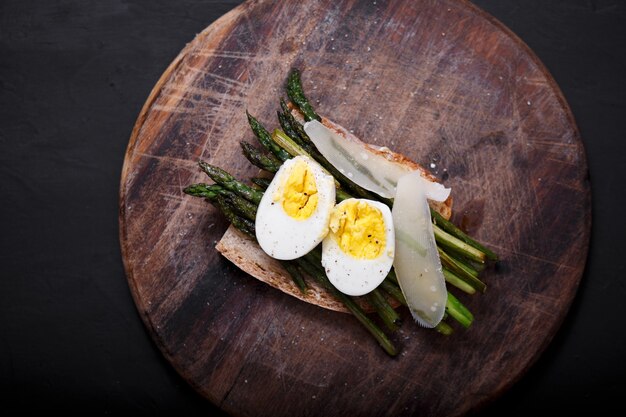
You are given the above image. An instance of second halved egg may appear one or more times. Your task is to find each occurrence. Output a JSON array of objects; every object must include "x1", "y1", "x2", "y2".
[{"x1": 321, "y1": 198, "x2": 395, "y2": 296}]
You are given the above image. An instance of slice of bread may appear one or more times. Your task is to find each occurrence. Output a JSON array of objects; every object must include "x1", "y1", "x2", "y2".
[{"x1": 215, "y1": 113, "x2": 452, "y2": 314}]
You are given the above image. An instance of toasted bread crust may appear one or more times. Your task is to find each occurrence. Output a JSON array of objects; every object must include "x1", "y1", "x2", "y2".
[{"x1": 215, "y1": 112, "x2": 452, "y2": 313}]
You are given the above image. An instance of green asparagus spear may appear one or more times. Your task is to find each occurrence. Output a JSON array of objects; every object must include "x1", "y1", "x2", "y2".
[
  {"x1": 335, "y1": 188, "x2": 352, "y2": 203},
  {"x1": 280, "y1": 98, "x2": 316, "y2": 150},
  {"x1": 222, "y1": 194, "x2": 257, "y2": 222},
  {"x1": 438, "y1": 248, "x2": 486, "y2": 293},
  {"x1": 443, "y1": 268, "x2": 476, "y2": 295},
  {"x1": 286, "y1": 69, "x2": 321, "y2": 122},
  {"x1": 367, "y1": 288, "x2": 402, "y2": 332},
  {"x1": 379, "y1": 279, "x2": 406, "y2": 307},
  {"x1": 251, "y1": 177, "x2": 271, "y2": 190},
  {"x1": 183, "y1": 183, "x2": 222, "y2": 200},
  {"x1": 433, "y1": 224, "x2": 486, "y2": 264},
  {"x1": 198, "y1": 161, "x2": 264, "y2": 204},
  {"x1": 431, "y1": 209, "x2": 498, "y2": 261},
  {"x1": 277, "y1": 109, "x2": 308, "y2": 149},
  {"x1": 386, "y1": 269, "x2": 399, "y2": 285},
  {"x1": 184, "y1": 183, "x2": 257, "y2": 222},
  {"x1": 281, "y1": 261, "x2": 308, "y2": 294},
  {"x1": 215, "y1": 195, "x2": 256, "y2": 237},
  {"x1": 271, "y1": 129, "x2": 311, "y2": 158},
  {"x1": 298, "y1": 256, "x2": 397, "y2": 356},
  {"x1": 246, "y1": 111, "x2": 292, "y2": 162},
  {"x1": 450, "y1": 254, "x2": 482, "y2": 276},
  {"x1": 445, "y1": 292, "x2": 474, "y2": 329},
  {"x1": 434, "y1": 321, "x2": 454, "y2": 335},
  {"x1": 240, "y1": 141, "x2": 281, "y2": 173}
]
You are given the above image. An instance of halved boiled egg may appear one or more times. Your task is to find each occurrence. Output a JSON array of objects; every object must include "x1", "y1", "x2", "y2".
[
  {"x1": 321, "y1": 198, "x2": 395, "y2": 296},
  {"x1": 255, "y1": 155, "x2": 336, "y2": 260}
]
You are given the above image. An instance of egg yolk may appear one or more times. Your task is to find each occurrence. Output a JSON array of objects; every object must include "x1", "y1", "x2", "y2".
[
  {"x1": 329, "y1": 200, "x2": 386, "y2": 259},
  {"x1": 277, "y1": 159, "x2": 319, "y2": 220}
]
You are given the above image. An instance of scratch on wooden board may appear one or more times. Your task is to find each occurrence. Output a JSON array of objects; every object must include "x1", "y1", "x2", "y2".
[
  {"x1": 173, "y1": 62, "x2": 258, "y2": 162},
  {"x1": 486, "y1": 243, "x2": 577, "y2": 270},
  {"x1": 234, "y1": 67, "x2": 249, "y2": 85},
  {"x1": 193, "y1": 49, "x2": 258, "y2": 61},
  {"x1": 447, "y1": 176, "x2": 488, "y2": 193},
  {"x1": 309, "y1": 342, "x2": 356, "y2": 364},
  {"x1": 511, "y1": 96, "x2": 522, "y2": 137},
  {"x1": 162, "y1": 84, "x2": 246, "y2": 105},
  {"x1": 175, "y1": 199, "x2": 212, "y2": 211},
  {"x1": 176, "y1": 168, "x2": 184, "y2": 196},
  {"x1": 545, "y1": 156, "x2": 579, "y2": 167},
  {"x1": 553, "y1": 179, "x2": 585, "y2": 192},
  {"x1": 528, "y1": 175, "x2": 542, "y2": 228},
  {"x1": 520, "y1": 296, "x2": 558, "y2": 323},
  {"x1": 199, "y1": 89, "x2": 229, "y2": 161},
  {"x1": 183, "y1": 63, "x2": 249, "y2": 89},
  {"x1": 271, "y1": 362, "x2": 331, "y2": 390},
  {"x1": 159, "y1": 192, "x2": 186, "y2": 204},
  {"x1": 527, "y1": 139, "x2": 576, "y2": 149},
  {"x1": 523, "y1": 76, "x2": 548, "y2": 87},
  {"x1": 524, "y1": 290, "x2": 561, "y2": 307},
  {"x1": 350, "y1": 358, "x2": 428, "y2": 390},
  {"x1": 137, "y1": 152, "x2": 197, "y2": 168},
  {"x1": 151, "y1": 104, "x2": 193, "y2": 114},
  {"x1": 158, "y1": 90, "x2": 208, "y2": 106}
]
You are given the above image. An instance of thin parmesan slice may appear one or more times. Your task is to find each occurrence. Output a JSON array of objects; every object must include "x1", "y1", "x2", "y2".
[
  {"x1": 392, "y1": 171, "x2": 447, "y2": 327},
  {"x1": 304, "y1": 120, "x2": 451, "y2": 202}
]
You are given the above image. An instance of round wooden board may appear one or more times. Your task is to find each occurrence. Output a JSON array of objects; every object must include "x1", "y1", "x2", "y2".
[{"x1": 119, "y1": 0, "x2": 591, "y2": 415}]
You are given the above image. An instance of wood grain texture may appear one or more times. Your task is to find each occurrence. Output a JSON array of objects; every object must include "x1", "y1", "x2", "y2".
[{"x1": 119, "y1": 0, "x2": 591, "y2": 416}]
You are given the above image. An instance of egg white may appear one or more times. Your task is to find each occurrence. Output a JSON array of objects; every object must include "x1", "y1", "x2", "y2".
[
  {"x1": 255, "y1": 156, "x2": 336, "y2": 260},
  {"x1": 321, "y1": 199, "x2": 395, "y2": 296}
]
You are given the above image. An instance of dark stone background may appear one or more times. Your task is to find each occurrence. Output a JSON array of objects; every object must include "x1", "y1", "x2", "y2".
[{"x1": 1, "y1": 0, "x2": 624, "y2": 415}]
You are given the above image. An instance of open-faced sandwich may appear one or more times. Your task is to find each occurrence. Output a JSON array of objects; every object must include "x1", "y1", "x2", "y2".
[{"x1": 184, "y1": 69, "x2": 498, "y2": 356}]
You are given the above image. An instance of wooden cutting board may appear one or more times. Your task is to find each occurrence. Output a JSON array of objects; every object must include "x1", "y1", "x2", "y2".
[{"x1": 119, "y1": 0, "x2": 591, "y2": 415}]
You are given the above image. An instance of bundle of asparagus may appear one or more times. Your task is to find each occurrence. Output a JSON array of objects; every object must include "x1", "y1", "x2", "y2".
[{"x1": 184, "y1": 69, "x2": 498, "y2": 356}]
